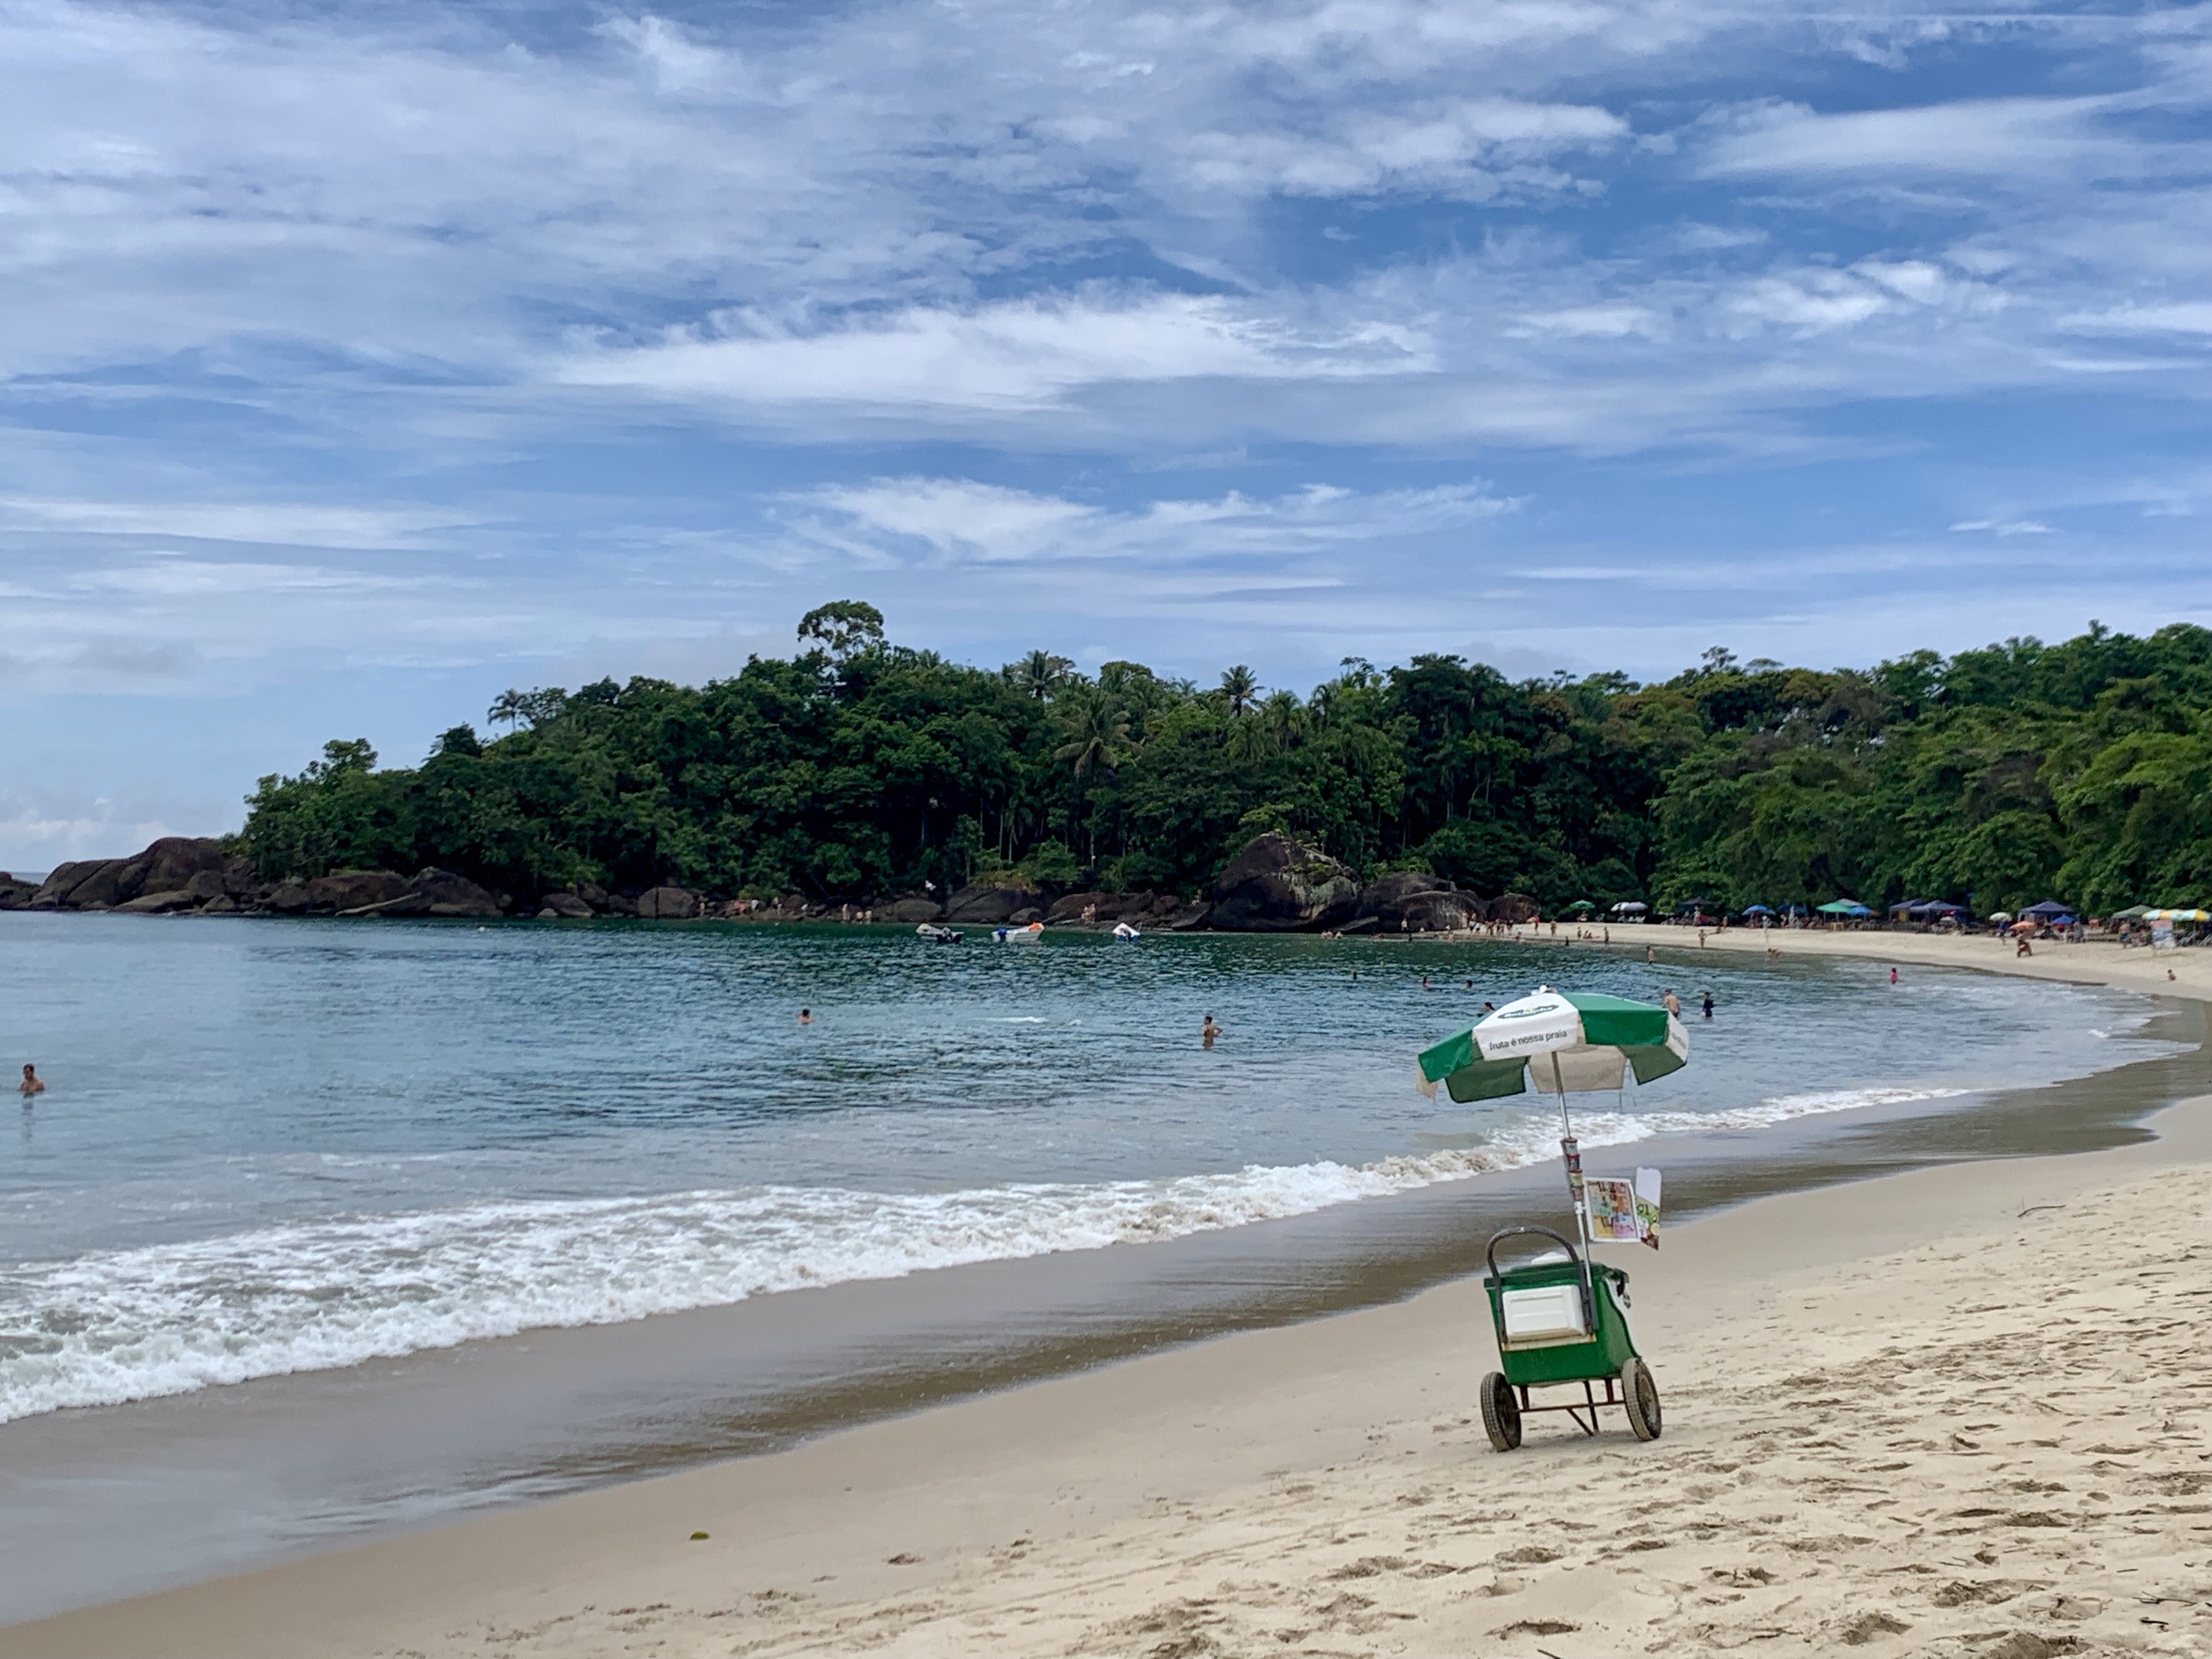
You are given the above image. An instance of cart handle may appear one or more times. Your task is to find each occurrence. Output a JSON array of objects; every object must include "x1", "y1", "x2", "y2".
[{"x1": 1485, "y1": 1224, "x2": 1581, "y2": 1280}]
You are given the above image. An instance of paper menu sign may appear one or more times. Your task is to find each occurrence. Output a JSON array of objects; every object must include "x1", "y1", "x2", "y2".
[{"x1": 1587, "y1": 1167, "x2": 1662, "y2": 1249}]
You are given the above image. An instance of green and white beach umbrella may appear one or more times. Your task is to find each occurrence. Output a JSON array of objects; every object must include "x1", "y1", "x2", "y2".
[{"x1": 1416, "y1": 986, "x2": 1688, "y2": 1104}]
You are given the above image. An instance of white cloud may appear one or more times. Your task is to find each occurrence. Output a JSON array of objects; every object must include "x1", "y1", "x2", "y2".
[
  {"x1": 1701, "y1": 95, "x2": 2131, "y2": 180},
  {"x1": 555, "y1": 295, "x2": 1434, "y2": 410},
  {"x1": 0, "y1": 499, "x2": 476, "y2": 549},
  {"x1": 781, "y1": 477, "x2": 1519, "y2": 567},
  {"x1": 1950, "y1": 518, "x2": 2056, "y2": 537}
]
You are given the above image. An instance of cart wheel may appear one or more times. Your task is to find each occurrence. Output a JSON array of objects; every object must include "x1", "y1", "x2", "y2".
[
  {"x1": 1480, "y1": 1370, "x2": 1522, "y2": 1452},
  {"x1": 1622, "y1": 1357, "x2": 1662, "y2": 1442}
]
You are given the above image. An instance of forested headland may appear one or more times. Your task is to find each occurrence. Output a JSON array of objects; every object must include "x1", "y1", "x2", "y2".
[{"x1": 234, "y1": 603, "x2": 2212, "y2": 917}]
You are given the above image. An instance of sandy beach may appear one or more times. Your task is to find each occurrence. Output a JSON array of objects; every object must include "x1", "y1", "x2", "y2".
[{"x1": 8, "y1": 935, "x2": 2211, "y2": 1659}]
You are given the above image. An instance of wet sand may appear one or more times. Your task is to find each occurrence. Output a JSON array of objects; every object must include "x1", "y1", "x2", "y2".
[{"x1": 5, "y1": 934, "x2": 2211, "y2": 1656}]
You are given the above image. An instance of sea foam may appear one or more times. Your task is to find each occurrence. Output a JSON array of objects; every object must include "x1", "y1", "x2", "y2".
[{"x1": 0, "y1": 1082, "x2": 1965, "y2": 1424}]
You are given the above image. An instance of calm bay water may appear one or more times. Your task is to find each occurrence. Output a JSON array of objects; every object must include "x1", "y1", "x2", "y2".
[{"x1": 0, "y1": 911, "x2": 2181, "y2": 1427}]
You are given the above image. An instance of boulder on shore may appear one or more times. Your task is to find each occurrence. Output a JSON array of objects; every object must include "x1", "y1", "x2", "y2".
[
  {"x1": 636, "y1": 885, "x2": 701, "y2": 920},
  {"x1": 879, "y1": 896, "x2": 943, "y2": 923},
  {"x1": 537, "y1": 891, "x2": 594, "y2": 918},
  {"x1": 0, "y1": 873, "x2": 35, "y2": 909},
  {"x1": 941, "y1": 883, "x2": 1043, "y2": 925},
  {"x1": 1355, "y1": 870, "x2": 1452, "y2": 916},
  {"x1": 113, "y1": 889, "x2": 199, "y2": 915},
  {"x1": 1209, "y1": 833, "x2": 1358, "y2": 932},
  {"x1": 262, "y1": 881, "x2": 312, "y2": 914},
  {"x1": 304, "y1": 871, "x2": 410, "y2": 913}
]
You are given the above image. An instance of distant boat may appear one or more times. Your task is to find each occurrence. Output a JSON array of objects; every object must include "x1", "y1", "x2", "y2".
[
  {"x1": 916, "y1": 923, "x2": 963, "y2": 944},
  {"x1": 992, "y1": 921, "x2": 1045, "y2": 943},
  {"x1": 1111, "y1": 921, "x2": 1141, "y2": 940}
]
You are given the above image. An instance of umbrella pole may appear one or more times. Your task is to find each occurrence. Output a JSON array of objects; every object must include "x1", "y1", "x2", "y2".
[{"x1": 1551, "y1": 1051, "x2": 1596, "y2": 1317}]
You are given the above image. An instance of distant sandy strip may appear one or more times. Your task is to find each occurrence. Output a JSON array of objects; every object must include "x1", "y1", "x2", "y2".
[{"x1": 7, "y1": 934, "x2": 2210, "y2": 1659}]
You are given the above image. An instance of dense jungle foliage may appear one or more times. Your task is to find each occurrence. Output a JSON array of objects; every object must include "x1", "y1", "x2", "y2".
[{"x1": 238, "y1": 603, "x2": 2212, "y2": 916}]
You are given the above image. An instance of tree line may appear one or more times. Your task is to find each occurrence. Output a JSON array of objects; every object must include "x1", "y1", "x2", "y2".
[{"x1": 236, "y1": 603, "x2": 2212, "y2": 917}]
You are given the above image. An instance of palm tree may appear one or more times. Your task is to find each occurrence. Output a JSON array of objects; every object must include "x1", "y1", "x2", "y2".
[
  {"x1": 1009, "y1": 650, "x2": 1075, "y2": 700},
  {"x1": 1261, "y1": 689, "x2": 1306, "y2": 752},
  {"x1": 1219, "y1": 664, "x2": 1261, "y2": 717},
  {"x1": 1052, "y1": 684, "x2": 1128, "y2": 778},
  {"x1": 487, "y1": 689, "x2": 527, "y2": 730}
]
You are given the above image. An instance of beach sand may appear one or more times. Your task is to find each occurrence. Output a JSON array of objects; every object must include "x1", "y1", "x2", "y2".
[{"x1": 7, "y1": 937, "x2": 2211, "y2": 1659}]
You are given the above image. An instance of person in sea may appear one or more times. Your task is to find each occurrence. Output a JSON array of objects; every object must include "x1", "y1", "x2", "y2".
[
  {"x1": 1201, "y1": 1014, "x2": 1221, "y2": 1049},
  {"x1": 1661, "y1": 989, "x2": 1681, "y2": 1018},
  {"x1": 798, "y1": 1007, "x2": 812, "y2": 1025},
  {"x1": 1701, "y1": 991, "x2": 1715, "y2": 1020},
  {"x1": 19, "y1": 1063, "x2": 43, "y2": 1096}
]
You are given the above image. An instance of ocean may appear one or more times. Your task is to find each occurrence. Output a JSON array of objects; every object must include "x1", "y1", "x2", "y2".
[{"x1": 0, "y1": 912, "x2": 2180, "y2": 1424}]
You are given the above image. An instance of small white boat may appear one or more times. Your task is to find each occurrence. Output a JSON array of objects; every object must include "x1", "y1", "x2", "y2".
[
  {"x1": 992, "y1": 921, "x2": 1045, "y2": 943},
  {"x1": 1111, "y1": 921, "x2": 1141, "y2": 940},
  {"x1": 916, "y1": 923, "x2": 964, "y2": 944}
]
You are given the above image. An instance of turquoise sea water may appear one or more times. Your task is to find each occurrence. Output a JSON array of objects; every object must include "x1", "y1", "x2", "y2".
[{"x1": 0, "y1": 913, "x2": 2179, "y2": 1425}]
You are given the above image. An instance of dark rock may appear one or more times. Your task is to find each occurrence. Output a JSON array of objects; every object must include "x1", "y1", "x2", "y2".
[
  {"x1": 1380, "y1": 890, "x2": 1479, "y2": 933},
  {"x1": 113, "y1": 889, "x2": 198, "y2": 915},
  {"x1": 1044, "y1": 889, "x2": 1110, "y2": 923},
  {"x1": 1168, "y1": 901, "x2": 1214, "y2": 930},
  {"x1": 183, "y1": 870, "x2": 232, "y2": 902},
  {"x1": 1009, "y1": 907, "x2": 1042, "y2": 924},
  {"x1": 410, "y1": 868, "x2": 503, "y2": 918},
  {"x1": 1209, "y1": 833, "x2": 1358, "y2": 933},
  {"x1": 115, "y1": 838, "x2": 227, "y2": 903},
  {"x1": 262, "y1": 881, "x2": 311, "y2": 914},
  {"x1": 35, "y1": 858, "x2": 130, "y2": 909},
  {"x1": 601, "y1": 890, "x2": 639, "y2": 917},
  {"x1": 942, "y1": 884, "x2": 1043, "y2": 925},
  {"x1": 1338, "y1": 915, "x2": 1381, "y2": 935},
  {"x1": 200, "y1": 894, "x2": 240, "y2": 914},
  {"x1": 577, "y1": 883, "x2": 609, "y2": 910},
  {"x1": 538, "y1": 892, "x2": 594, "y2": 919},
  {"x1": 0, "y1": 873, "x2": 36, "y2": 909},
  {"x1": 636, "y1": 885, "x2": 700, "y2": 921},
  {"x1": 880, "y1": 896, "x2": 944, "y2": 923},
  {"x1": 1355, "y1": 870, "x2": 1451, "y2": 917},
  {"x1": 304, "y1": 871, "x2": 409, "y2": 913},
  {"x1": 1487, "y1": 891, "x2": 1541, "y2": 925}
]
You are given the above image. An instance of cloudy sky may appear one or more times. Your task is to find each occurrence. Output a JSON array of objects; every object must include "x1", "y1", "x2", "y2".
[{"x1": 4, "y1": 0, "x2": 2211, "y2": 866}]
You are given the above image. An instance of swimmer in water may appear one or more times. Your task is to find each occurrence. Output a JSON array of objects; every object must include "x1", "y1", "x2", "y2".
[
  {"x1": 1201, "y1": 1014, "x2": 1221, "y2": 1049},
  {"x1": 1662, "y1": 989, "x2": 1681, "y2": 1018},
  {"x1": 19, "y1": 1063, "x2": 43, "y2": 1096},
  {"x1": 798, "y1": 1007, "x2": 812, "y2": 1025}
]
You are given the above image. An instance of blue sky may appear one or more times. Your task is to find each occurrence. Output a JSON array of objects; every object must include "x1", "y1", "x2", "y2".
[{"x1": 5, "y1": 1, "x2": 2212, "y2": 867}]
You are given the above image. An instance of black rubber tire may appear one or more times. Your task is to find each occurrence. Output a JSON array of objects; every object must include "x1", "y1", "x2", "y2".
[
  {"x1": 1480, "y1": 1370, "x2": 1522, "y2": 1452},
  {"x1": 1623, "y1": 1357, "x2": 1662, "y2": 1441}
]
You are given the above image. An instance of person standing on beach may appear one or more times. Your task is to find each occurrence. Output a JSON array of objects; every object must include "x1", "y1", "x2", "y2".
[
  {"x1": 1662, "y1": 989, "x2": 1681, "y2": 1018},
  {"x1": 1201, "y1": 1014, "x2": 1221, "y2": 1049},
  {"x1": 19, "y1": 1063, "x2": 43, "y2": 1097}
]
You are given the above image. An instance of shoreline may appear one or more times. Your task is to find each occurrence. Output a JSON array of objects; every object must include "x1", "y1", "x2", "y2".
[{"x1": 5, "y1": 932, "x2": 2210, "y2": 1655}]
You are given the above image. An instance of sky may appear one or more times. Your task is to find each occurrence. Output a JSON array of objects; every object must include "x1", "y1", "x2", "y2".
[{"x1": 5, "y1": 0, "x2": 2212, "y2": 868}]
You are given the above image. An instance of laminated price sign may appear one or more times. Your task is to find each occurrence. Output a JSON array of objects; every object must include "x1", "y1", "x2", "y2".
[{"x1": 1586, "y1": 1167, "x2": 1662, "y2": 1249}]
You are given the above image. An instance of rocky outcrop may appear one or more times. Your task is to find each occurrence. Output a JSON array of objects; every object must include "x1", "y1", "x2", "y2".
[
  {"x1": 29, "y1": 839, "x2": 240, "y2": 911},
  {"x1": 941, "y1": 883, "x2": 1044, "y2": 925},
  {"x1": 340, "y1": 868, "x2": 503, "y2": 918},
  {"x1": 1349, "y1": 870, "x2": 1480, "y2": 933},
  {"x1": 1489, "y1": 891, "x2": 1541, "y2": 925},
  {"x1": 0, "y1": 872, "x2": 36, "y2": 908},
  {"x1": 1043, "y1": 889, "x2": 1178, "y2": 924},
  {"x1": 636, "y1": 885, "x2": 700, "y2": 920},
  {"x1": 537, "y1": 892, "x2": 594, "y2": 918},
  {"x1": 262, "y1": 881, "x2": 312, "y2": 914},
  {"x1": 879, "y1": 896, "x2": 943, "y2": 922},
  {"x1": 306, "y1": 871, "x2": 410, "y2": 913},
  {"x1": 1209, "y1": 833, "x2": 1358, "y2": 932}
]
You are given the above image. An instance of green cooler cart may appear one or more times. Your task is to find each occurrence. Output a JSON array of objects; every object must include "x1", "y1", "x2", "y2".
[{"x1": 1477, "y1": 1224, "x2": 1660, "y2": 1451}]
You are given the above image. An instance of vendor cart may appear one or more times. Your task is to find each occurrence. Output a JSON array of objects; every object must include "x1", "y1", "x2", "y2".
[{"x1": 1478, "y1": 1224, "x2": 1661, "y2": 1451}]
